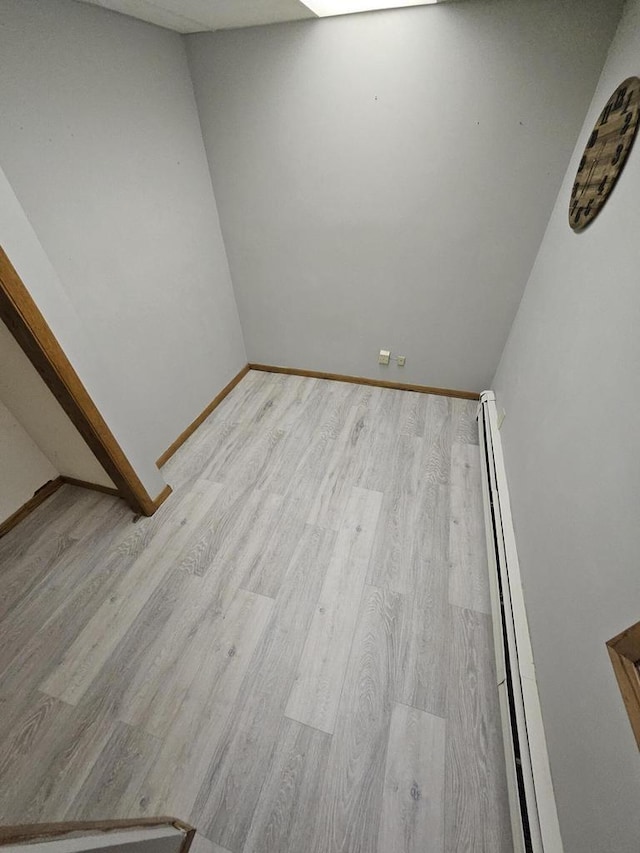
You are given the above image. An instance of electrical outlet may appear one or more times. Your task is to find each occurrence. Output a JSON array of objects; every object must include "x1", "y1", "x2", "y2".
[
  {"x1": 379, "y1": 349, "x2": 390, "y2": 365},
  {"x1": 396, "y1": 355, "x2": 406, "y2": 367}
]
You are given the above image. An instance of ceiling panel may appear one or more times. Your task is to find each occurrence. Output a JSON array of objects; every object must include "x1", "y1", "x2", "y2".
[
  {"x1": 167, "y1": 0, "x2": 316, "y2": 29},
  {"x1": 76, "y1": 0, "x2": 316, "y2": 33}
]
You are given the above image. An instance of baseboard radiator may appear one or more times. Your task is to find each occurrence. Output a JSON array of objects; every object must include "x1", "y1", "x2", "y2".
[{"x1": 476, "y1": 391, "x2": 564, "y2": 853}]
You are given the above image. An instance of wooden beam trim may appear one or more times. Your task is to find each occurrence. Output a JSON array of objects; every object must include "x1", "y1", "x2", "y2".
[
  {"x1": 248, "y1": 363, "x2": 479, "y2": 400},
  {"x1": 0, "y1": 246, "x2": 163, "y2": 516},
  {"x1": 607, "y1": 619, "x2": 640, "y2": 750},
  {"x1": 156, "y1": 364, "x2": 250, "y2": 468},
  {"x1": 151, "y1": 483, "x2": 173, "y2": 512},
  {"x1": 0, "y1": 476, "x2": 64, "y2": 539},
  {"x1": 0, "y1": 817, "x2": 194, "y2": 846},
  {"x1": 61, "y1": 476, "x2": 121, "y2": 497}
]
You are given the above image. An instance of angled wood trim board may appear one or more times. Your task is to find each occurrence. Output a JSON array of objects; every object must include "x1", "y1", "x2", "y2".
[
  {"x1": 157, "y1": 364, "x2": 250, "y2": 467},
  {"x1": 0, "y1": 476, "x2": 64, "y2": 539},
  {"x1": 607, "y1": 620, "x2": 640, "y2": 749},
  {"x1": 0, "y1": 246, "x2": 168, "y2": 517},
  {"x1": 0, "y1": 817, "x2": 195, "y2": 848},
  {"x1": 151, "y1": 484, "x2": 173, "y2": 513},
  {"x1": 61, "y1": 476, "x2": 121, "y2": 497},
  {"x1": 248, "y1": 363, "x2": 479, "y2": 400}
]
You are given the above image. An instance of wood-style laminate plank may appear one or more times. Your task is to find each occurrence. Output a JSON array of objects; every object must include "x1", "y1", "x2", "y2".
[
  {"x1": 352, "y1": 388, "x2": 405, "y2": 494},
  {"x1": 379, "y1": 702, "x2": 446, "y2": 853},
  {"x1": 238, "y1": 496, "x2": 308, "y2": 598},
  {"x1": 134, "y1": 587, "x2": 273, "y2": 821},
  {"x1": 0, "y1": 691, "x2": 115, "y2": 823},
  {"x1": 0, "y1": 370, "x2": 510, "y2": 853},
  {"x1": 306, "y1": 404, "x2": 369, "y2": 531},
  {"x1": 309, "y1": 584, "x2": 405, "y2": 853},
  {"x1": 192, "y1": 525, "x2": 337, "y2": 851},
  {"x1": 266, "y1": 383, "x2": 361, "y2": 502},
  {"x1": 0, "y1": 483, "x2": 81, "y2": 565},
  {"x1": 0, "y1": 562, "x2": 215, "y2": 823},
  {"x1": 367, "y1": 434, "x2": 422, "y2": 594},
  {"x1": 0, "y1": 488, "x2": 121, "y2": 623},
  {"x1": 444, "y1": 605, "x2": 512, "y2": 853},
  {"x1": 189, "y1": 835, "x2": 231, "y2": 853},
  {"x1": 421, "y1": 395, "x2": 453, "y2": 486},
  {"x1": 117, "y1": 509, "x2": 275, "y2": 739},
  {"x1": 160, "y1": 418, "x2": 237, "y2": 491},
  {"x1": 0, "y1": 495, "x2": 128, "y2": 743},
  {"x1": 243, "y1": 717, "x2": 332, "y2": 853},
  {"x1": 399, "y1": 483, "x2": 450, "y2": 718},
  {"x1": 27, "y1": 563, "x2": 236, "y2": 823},
  {"x1": 177, "y1": 487, "x2": 284, "y2": 582},
  {"x1": 0, "y1": 499, "x2": 133, "y2": 686},
  {"x1": 65, "y1": 721, "x2": 160, "y2": 821},
  {"x1": 41, "y1": 480, "x2": 223, "y2": 705},
  {"x1": 285, "y1": 486, "x2": 383, "y2": 734},
  {"x1": 0, "y1": 692, "x2": 64, "y2": 807},
  {"x1": 398, "y1": 390, "x2": 429, "y2": 438},
  {"x1": 451, "y1": 398, "x2": 479, "y2": 445},
  {"x1": 448, "y1": 443, "x2": 491, "y2": 615}
]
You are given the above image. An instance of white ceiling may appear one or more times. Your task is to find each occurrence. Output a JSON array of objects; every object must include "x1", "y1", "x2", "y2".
[
  {"x1": 77, "y1": 0, "x2": 317, "y2": 33},
  {"x1": 76, "y1": 0, "x2": 447, "y2": 33}
]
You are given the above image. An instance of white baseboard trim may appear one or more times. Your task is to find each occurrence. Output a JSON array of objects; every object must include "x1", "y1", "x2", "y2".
[{"x1": 477, "y1": 391, "x2": 564, "y2": 853}]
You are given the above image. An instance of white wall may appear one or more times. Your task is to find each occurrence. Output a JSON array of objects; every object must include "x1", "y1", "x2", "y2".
[
  {"x1": 0, "y1": 397, "x2": 59, "y2": 524},
  {"x1": 492, "y1": 1, "x2": 640, "y2": 849},
  {"x1": 0, "y1": 165, "x2": 165, "y2": 499},
  {"x1": 0, "y1": 322, "x2": 115, "y2": 487},
  {"x1": 186, "y1": 0, "x2": 622, "y2": 392},
  {"x1": 0, "y1": 0, "x2": 247, "y2": 464}
]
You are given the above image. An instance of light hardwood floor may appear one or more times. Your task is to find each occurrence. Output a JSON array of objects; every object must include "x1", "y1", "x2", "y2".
[{"x1": 0, "y1": 370, "x2": 512, "y2": 852}]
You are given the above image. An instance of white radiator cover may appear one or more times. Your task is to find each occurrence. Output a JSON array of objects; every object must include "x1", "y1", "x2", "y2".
[{"x1": 476, "y1": 391, "x2": 564, "y2": 853}]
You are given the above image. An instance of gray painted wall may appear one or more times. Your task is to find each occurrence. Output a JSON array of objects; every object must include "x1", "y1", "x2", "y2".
[
  {"x1": 492, "y1": 1, "x2": 640, "y2": 849},
  {"x1": 0, "y1": 321, "x2": 114, "y2": 488},
  {"x1": 0, "y1": 165, "x2": 165, "y2": 498},
  {"x1": 0, "y1": 0, "x2": 246, "y2": 463},
  {"x1": 0, "y1": 396, "x2": 58, "y2": 524},
  {"x1": 186, "y1": 0, "x2": 621, "y2": 392}
]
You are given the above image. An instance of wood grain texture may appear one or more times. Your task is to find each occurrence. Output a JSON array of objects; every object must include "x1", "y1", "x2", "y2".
[
  {"x1": 367, "y1": 435, "x2": 422, "y2": 594},
  {"x1": 448, "y1": 443, "x2": 491, "y2": 615},
  {"x1": 0, "y1": 370, "x2": 509, "y2": 851},
  {"x1": 286, "y1": 487, "x2": 383, "y2": 734},
  {"x1": 306, "y1": 404, "x2": 370, "y2": 531},
  {"x1": 0, "y1": 482, "x2": 77, "y2": 562},
  {"x1": 569, "y1": 76, "x2": 640, "y2": 231},
  {"x1": 0, "y1": 477, "x2": 64, "y2": 538},
  {"x1": 135, "y1": 587, "x2": 274, "y2": 820},
  {"x1": 379, "y1": 703, "x2": 446, "y2": 853},
  {"x1": 451, "y1": 398, "x2": 479, "y2": 446},
  {"x1": 193, "y1": 525, "x2": 337, "y2": 851},
  {"x1": 606, "y1": 619, "x2": 640, "y2": 749},
  {"x1": 0, "y1": 498, "x2": 132, "y2": 688},
  {"x1": 444, "y1": 606, "x2": 512, "y2": 853},
  {"x1": 41, "y1": 480, "x2": 223, "y2": 705},
  {"x1": 399, "y1": 483, "x2": 450, "y2": 718},
  {"x1": 189, "y1": 835, "x2": 232, "y2": 853},
  {"x1": 310, "y1": 585, "x2": 405, "y2": 853},
  {"x1": 65, "y1": 721, "x2": 160, "y2": 820},
  {"x1": 0, "y1": 247, "x2": 162, "y2": 516},
  {"x1": 243, "y1": 717, "x2": 332, "y2": 853}
]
